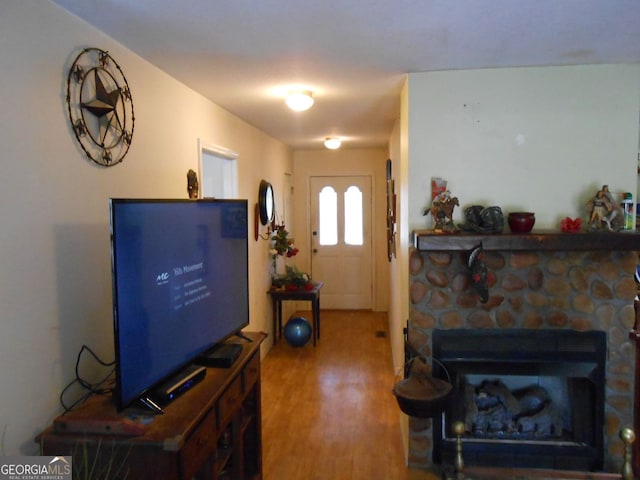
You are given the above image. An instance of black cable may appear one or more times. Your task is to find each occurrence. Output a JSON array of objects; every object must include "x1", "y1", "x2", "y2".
[
  {"x1": 75, "y1": 345, "x2": 114, "y2": 393},
  {"x1": 59, "y1": 345, "x2": 116, "y2": 414}
]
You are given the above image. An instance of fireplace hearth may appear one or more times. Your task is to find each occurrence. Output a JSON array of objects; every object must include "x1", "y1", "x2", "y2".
[{"x1": 432, "y1": 328, "x2": 606, "y2": 471}]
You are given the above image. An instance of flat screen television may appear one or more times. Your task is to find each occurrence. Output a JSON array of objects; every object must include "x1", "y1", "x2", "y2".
[{"x1": 109, "y1": 198, "x2": 249, "y2": 411}]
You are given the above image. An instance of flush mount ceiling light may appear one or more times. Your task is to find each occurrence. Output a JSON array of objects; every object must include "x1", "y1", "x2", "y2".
[
  {"x1": 286, "y1": 89, "x2": 314, "y2": 112},
  {"x1": 324, "y1": 137, "x2": 342, "y2": 150}
]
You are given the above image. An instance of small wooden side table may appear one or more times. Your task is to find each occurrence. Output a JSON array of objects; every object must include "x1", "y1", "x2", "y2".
[{"x1": 269, "y1": 282, "x2": 323, "y2": 346}]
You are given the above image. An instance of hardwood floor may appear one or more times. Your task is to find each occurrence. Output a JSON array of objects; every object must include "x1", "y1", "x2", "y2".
[{"x1": 261, "y1": 310, "x2": 439, "y2": 480}]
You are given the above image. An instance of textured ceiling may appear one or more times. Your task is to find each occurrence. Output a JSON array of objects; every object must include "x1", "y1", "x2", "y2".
[{"x1": 52, "y1": 0, "x2": 640, "y2": 150}]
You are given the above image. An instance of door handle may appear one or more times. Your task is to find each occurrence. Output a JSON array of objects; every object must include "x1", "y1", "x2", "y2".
[{"x1": 313, "y1": 249, "x2": 318, "y2": 254}]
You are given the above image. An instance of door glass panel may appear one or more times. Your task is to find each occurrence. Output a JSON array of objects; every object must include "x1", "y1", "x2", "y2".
[
  {"x1": 319, "y1": 186, "x2": 337, "y2": 245},
  {"x1": 344, "y1": 186, "x2": 363, "y2": 245}
]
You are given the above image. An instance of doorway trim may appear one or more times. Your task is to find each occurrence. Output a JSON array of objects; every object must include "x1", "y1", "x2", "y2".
[{"x1": 198, "y1": 139, "x2": 239, "y2": 198}]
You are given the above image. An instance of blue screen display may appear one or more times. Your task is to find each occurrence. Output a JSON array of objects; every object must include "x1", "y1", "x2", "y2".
[{"x1": 110, "y1": 199, "x2": 249, "y2": 410}]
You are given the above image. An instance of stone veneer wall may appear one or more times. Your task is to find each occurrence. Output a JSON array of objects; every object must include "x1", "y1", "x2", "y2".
[{"x1": 408, "y1": 247, "x2": 639, "y2": 472}]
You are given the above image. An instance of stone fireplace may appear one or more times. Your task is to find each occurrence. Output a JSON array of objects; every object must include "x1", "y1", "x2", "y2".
[{"x1": 407, "y1": 231, "x2": 638, "y2": 473}]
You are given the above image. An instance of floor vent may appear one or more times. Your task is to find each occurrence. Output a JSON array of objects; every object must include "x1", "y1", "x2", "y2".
[{"x1": 375, "y1": 331, "x2": 386, "y2": 338}]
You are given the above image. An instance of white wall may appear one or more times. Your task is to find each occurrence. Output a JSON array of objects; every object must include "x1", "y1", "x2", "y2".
[
  {"x1": 388, "y1": 80, "x2": 414, "y2": 460},
  {"x1": 0, "y1": 1, "x2": 291, "y2": 455},
  {"x1": 387, "y1": 120, "x2": 405, "y2": 371},
  {"x1": 292, "y1": 149, "x2": 389, "y2": 311},
  {"x1": 407, "y1": 65, "x2": 640, "y2": 231},
  {"x1": 386, "y1": 79, "x2": 412, "y2": 377}
]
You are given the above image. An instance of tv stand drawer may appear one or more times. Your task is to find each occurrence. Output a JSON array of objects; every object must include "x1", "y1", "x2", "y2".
[
  {"x1": 243, "y1": 352, "x2": 260, "y2": 392},
  {"x1": 218, "y1": 376, "x2": 242, "y2": 429},
  {"x1": 180, "y1": 407, "x2": 216, "y2": 479}
]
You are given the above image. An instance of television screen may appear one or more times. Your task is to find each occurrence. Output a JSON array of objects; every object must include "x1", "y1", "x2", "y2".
[{"x1": 110, "y1": 199, "x2": 249, "y2": 410}]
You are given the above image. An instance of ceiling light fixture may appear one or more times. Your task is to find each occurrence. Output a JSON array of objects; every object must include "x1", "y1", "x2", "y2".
[
  {"x1": 286, "y1": 89, "x2": 314, "y2": 112},
  {"x1": 324, "y1": 137, "x2": 341, "y2": 150}
]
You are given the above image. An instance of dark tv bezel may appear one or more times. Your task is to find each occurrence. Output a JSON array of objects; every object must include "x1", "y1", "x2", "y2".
[{"x1": 109, "y1": 198, "x2": 250, "y2": 411}]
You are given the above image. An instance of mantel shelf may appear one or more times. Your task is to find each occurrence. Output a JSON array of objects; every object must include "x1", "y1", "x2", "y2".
[{"x1": 413, "y1": 229, "x2": 640, "y2": 252}]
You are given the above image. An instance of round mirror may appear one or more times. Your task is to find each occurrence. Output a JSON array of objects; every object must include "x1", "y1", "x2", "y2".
[{"x1": 258, "y1": 180, "x2": 275, "y2": 225}]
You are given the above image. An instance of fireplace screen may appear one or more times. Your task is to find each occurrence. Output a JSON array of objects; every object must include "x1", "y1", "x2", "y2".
[{"x1": 432, "y1": 329, "x2": 606, "y2": 471}]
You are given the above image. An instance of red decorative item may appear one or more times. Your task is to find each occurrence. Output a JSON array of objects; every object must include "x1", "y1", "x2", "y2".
[
  {"x1": 561, "y1": 217, "x2": 582, "y2": 233},
  {"x1": 508, "y1": 212, "x2": 535, "y2": 233}
]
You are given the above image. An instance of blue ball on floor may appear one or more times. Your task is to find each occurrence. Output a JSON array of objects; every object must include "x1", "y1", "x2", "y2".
[{"x1": 284, "y1": 316, "x2": 312, "y2": 347}]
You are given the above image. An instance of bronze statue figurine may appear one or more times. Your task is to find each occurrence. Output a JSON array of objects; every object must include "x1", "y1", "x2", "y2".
[{"x1": 427, "y1": 190, "x2": 459, "y2": 232}]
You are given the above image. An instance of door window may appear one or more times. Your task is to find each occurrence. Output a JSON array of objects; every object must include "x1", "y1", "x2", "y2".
[
  {"x1": 319, "y1": 186, "x2": 337, "y2": 246},
  {"x1": 318, "y1": 185, "x2": 364, "y2": 246},
  {"x1": 344, "y1": 186, "x2": 363, "y2": 245}
]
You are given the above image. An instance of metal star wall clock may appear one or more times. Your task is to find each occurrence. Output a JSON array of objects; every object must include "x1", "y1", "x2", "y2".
[{"x1": 66, "y1": 48, "x2": 135, "y2": 167}]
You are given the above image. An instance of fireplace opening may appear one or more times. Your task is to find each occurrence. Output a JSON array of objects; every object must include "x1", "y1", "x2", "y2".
[{"x1": 432, "y1": 329, "x2": 606, "y2": 472}]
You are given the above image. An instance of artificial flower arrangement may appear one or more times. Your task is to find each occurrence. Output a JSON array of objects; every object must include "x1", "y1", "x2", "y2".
[
  {"x1": 269, "y1": 224, "x2": 313, "y2": 290},
  {"x1": 270, "y1": 224, "x2": 299, "y2": 258},
  {"x1": 272, "y1": 265, "x2": 314, "y2": 290}
]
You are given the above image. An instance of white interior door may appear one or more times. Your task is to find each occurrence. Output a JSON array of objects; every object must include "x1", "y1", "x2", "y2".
[{"x1": 310, "y1": 176, "x2": 372, "y2": 309}]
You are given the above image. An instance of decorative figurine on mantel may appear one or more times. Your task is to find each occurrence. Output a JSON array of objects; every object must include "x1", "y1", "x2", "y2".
[
  {"x1": 586, "y1": 185, "x2": 623, "y2": 231},
  {"x1": 424, "y1": 190, "x2": 459, "y2": 233}
]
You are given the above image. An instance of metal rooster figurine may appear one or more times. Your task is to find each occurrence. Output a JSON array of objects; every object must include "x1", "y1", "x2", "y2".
[{"x1": 468, "y1": 245, "x2": 490, "y2": 303}]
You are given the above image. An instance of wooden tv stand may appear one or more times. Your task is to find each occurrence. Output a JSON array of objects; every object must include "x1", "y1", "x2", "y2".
[{"x1": 36, "y1": 332, "x2": 266, "y2": 480}]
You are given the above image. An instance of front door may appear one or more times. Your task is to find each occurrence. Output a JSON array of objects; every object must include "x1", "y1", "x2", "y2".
[{"x1": 310, "y1": 176, "x2": 372, "y2": 309}]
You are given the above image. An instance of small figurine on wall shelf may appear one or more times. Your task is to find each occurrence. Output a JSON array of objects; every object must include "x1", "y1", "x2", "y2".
[
  {"x1": 424, "y1": 190, "x2": 459, "y2": 233},
  {"x1": 586, "y1": 185, "x2": 622, "y2": 231}
]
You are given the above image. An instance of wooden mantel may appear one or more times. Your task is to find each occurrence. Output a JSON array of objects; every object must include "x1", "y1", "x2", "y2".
[{"x1": 413, "y1": 230, "x2": 640, "y2": 252}]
